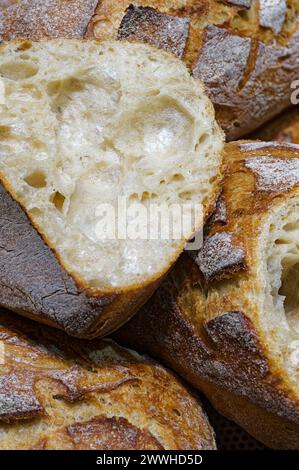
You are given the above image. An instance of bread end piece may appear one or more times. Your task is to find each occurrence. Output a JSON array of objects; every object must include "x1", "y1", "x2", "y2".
[
  {"x1": 0, "y1": 39, "x2": 223, "y2": 337},
  {"x1": 115, "y1": 141, "x2": 299, "y2": 449}
]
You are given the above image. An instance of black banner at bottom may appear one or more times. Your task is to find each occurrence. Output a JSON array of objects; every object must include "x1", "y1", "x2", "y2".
[{"x1": 0, "y1": 451, "x2": 298, "y2": 467}]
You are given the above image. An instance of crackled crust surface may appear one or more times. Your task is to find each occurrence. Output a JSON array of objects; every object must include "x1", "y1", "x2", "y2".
[
  {"x1": 88, "y1": 1, "x2": 299, "y2": 140},
  {"x1": 0, "y1": 310, "x2": 216, "y2": 450},
  {"x1": 116, "y1": 141, "x2": 299, "y2": 449}
]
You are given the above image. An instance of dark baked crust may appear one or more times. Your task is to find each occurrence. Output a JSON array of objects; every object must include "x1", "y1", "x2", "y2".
[
  {"x1": 88, "y1": 1, "x2": 299, "y2": 140},
  {"x1": 0, "y1": 310, "x2": 216, "y2": 450},
  {"x1": 0, "y1": 183, "x2": 161, "y2": 338},
  {"x1": 118, "y1": 5, "x2": 190, "y2": 58},
  {"x1": 115, "y1": 141, "x2": 299, "y2": 449}
]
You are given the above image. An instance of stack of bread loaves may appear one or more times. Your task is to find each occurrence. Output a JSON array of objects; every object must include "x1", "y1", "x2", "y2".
[{"x1": 0, "y1": 0, "x2": 299, "y2": 450}]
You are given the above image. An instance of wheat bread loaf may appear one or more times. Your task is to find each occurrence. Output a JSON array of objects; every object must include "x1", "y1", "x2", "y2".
[
  {"x1": 0, "y1": 309, "x2": 216, "y2": 450},
  {"x1": 87, "y1": 1, "x2": 299, "y2": 140},
  {"x1": 0, "y1": 39, "x2": 223, "y2": 338},
  {"x1": 115, "y1": 141, "x2": 299, "y2": 449},
  {"x1": 2, "y1": 1, "x2": 298, "y2": 140}
]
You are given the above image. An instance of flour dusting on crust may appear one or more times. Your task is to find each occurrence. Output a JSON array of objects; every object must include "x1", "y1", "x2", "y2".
[
  {"x1": 0, "y1": 0, "x2": 98, "y2": 40},
  {"x1": 195, "y1": 232, "x2": 245, "y2": 281},
  {"x1": 118, "y1": 5, "x2": 190, "y2": 58},
  {"x1": 259, "y1": 0, "x2": 287, "y2": 35},
  {"x1": 245, "y1": 156, "x2": 299, "y2": 192}
]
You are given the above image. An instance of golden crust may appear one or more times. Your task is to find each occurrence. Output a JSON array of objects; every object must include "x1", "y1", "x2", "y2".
[
  {"x1": 0, "y1": 309, "x2": 216, "y2": 450},
  {"x1": 87, "y1": 1, "x2": 299, "y2": 140},
  {"x1": 115, "y1": 141, "x2": 299, "y2": 449}
]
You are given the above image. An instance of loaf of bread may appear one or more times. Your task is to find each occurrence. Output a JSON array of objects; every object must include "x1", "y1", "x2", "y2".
[
  {"x1": 251, "y1": 107, "x2": 299, "y2": 144},
  {"x1": 0, "y1": 39, "x2": 223, "y2": 338},
  {"x1": 0, "y1": 309, "x2": 216, "y2": 450},
  {"x1": 2, "y1": 2, "x2": 298, "y2": 140},
  {"x1": 115, "y1": 141, "x2": 299, "y2": 449},
  {"x1": 87, "y1": 1, "x2": 299, "y2": 140}
]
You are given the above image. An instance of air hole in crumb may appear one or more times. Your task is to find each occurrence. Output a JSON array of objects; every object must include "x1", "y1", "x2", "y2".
[
  {"x1": 24, "y1": 171, "x2": 47, "y2": 188},
  {"x1": 0, "y1": 126, "x2": 11, "y2": 138},
  {"x1": 0, "y1": 62, "x2": 38, "y2": 80},
  {"x1": 198, "y1": 133, "x2": 209, "y2": 145},
  {"x1": 275, "y1": 239, "x2": 289, "y2": 245},
  {"x1": 172, "y1": 173, "x2": 184, "y2": 182},
  {"x1": 19, "y1": 54, "x2": 31, "y2": 60},
  {"x1": 179, "y1": 191, "x2": 192, "y2": 200},
  {"x1": 31, "y1": 139, "x2": 46, "y2": 151},
  {"x1": 51, "y1": 192, "x2": 65, "y2": 211},
  {"x1": 129, "y1": 193, "x2": 139, "y2": 202},
  {"x1": 47, "y1": 80, "x2": 62, "y2": 96},
  {"x1": 141, "y1": 192, "x2": 150, "y2": 202},
  {"x1": 17, "y1": 41, "x2": 32, "y2": 51}
]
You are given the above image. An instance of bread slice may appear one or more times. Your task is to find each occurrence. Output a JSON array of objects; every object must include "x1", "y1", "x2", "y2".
[
  {"x1": 88, "y1": 1, "x2": 299, "y2": 140},
  {"x1": 0, "y1": 39, "x2": 223, "y2": 338},
  {"x1": 115, "y1": 141, "x2": 299, "y2": 449},
  {"x1": 0, "y1": 309, "x2": 216, "y2": 450}
]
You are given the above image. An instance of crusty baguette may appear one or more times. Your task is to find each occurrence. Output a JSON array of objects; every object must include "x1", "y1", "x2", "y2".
[
  {"x1": 0, "y1": 39, "x2": 223, "y2": 338},
  {"x1": 115, "y1": 141, "x2": 299, "y2": 449},
  {"x1": 87, "y1": 1, "x2": 299, "y2": 140},
  {"x1": 0, "y1": 309, "x2": 216, "y2": 450},
  {"x1": 250, "y1": 107, "x2": 299, "y2": 144},
  {"x1": 3, "y1": 2, "x2": 298, "y2": 140},
  {"x1": 0, "y1": 0, "x2": 100, "y2": 39}
]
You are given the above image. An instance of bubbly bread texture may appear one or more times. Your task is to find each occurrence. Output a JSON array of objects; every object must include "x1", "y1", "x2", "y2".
[
  {"x1": 0, "y1": 39, "x2": 222, "y2": 290},
  {"x1": 0, "y1": 310, "x2": 216, "y2": 450},
  {"x1": 115, "y1": 141, "x2": 299, "y2": 449}
]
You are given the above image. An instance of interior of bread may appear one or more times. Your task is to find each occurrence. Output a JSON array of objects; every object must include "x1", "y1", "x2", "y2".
[
  {"x1": 260, "y1": 197, "x2": 299, "y2": 381},
  {"x1": 0, "y1": 39, "x2": 223, "y2": 291}
]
